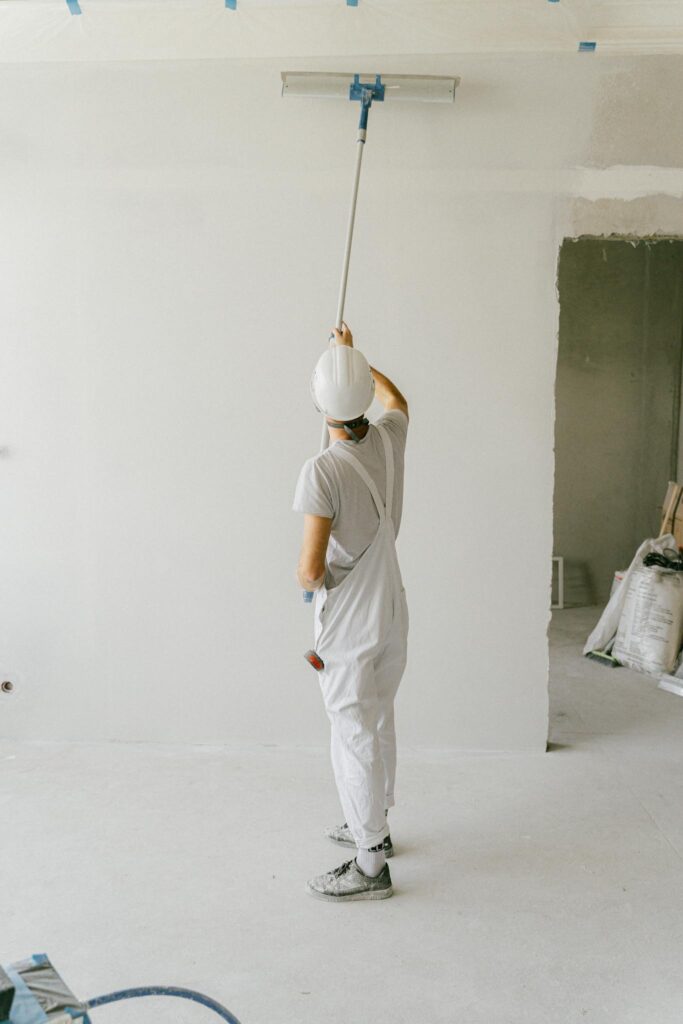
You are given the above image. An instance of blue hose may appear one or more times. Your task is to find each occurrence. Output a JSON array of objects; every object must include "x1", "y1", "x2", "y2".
[{"x1": 86, "y1": 986, "x2": 242, "y2": 1024}]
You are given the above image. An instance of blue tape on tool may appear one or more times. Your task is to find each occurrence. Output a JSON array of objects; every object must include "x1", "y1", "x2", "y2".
[
  {"x1": 66, "y1": 0, "x2": 82, "y2": 15},
  {"x1": 225, "y1": 0, "x2": 236, "y2": 8},
  {"x1": 579, "y1": 40, "x2": 597, "y2": 51},
  {"x1": 346, "y1": 0, "x2": 359, "y2": 6}
]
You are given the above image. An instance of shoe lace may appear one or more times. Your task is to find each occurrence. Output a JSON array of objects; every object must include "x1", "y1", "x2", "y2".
[{"x1": 332, "y1": 860, "x2": 353, "y2": 878}]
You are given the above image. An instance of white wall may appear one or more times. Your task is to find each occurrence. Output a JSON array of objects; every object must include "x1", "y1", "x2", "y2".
[{"x1": 1, "y1": 53, "x2": 680, "y2": 750}]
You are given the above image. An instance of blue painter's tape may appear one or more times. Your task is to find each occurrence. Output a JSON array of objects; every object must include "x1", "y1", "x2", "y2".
[
  {"x1": 225, "y1": 0, "x2": 236, "y2": 8},
  {"x1": 66, "y1": 0, "x2": 82, "y2": 14},
  {"x1": 579, "y1": 40, "x2": 597, "y2": 51},
  {"x1": 346, "y1": 0, "x2": 359, "y2": 6}
]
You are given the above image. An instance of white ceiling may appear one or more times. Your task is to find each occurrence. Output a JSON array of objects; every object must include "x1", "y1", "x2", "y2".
[{"x1": 1, "y1": 0, "x2": 683, "y2": 61}]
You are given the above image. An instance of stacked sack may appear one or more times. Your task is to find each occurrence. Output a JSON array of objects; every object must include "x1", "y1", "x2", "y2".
[{"x1": 584, "y1": 534, "x2": 683, "y2": 676}]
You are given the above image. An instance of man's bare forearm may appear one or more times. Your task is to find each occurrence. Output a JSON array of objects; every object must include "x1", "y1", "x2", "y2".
[
  {"x1": 370, "y1": 367, "x2": 408, "y2": 416},
  {"x1": 329, "y1": 322, "x2": 408, "y2": 415}
]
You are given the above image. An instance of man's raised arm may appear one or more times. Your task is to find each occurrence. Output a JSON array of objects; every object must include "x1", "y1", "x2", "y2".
[{"x1": 371, "y1": 367, "x2": 409, "y2": 420}]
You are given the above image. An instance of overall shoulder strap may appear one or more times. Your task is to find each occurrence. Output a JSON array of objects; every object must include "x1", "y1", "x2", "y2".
[
  {"x1": 334, "y1": 445, "x2": 386, "y2": 522},
  {"x1": 376, "y1": 425, "x2": 394, "y2": 521}
]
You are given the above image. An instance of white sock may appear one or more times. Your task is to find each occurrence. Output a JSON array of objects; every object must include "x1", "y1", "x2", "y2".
[{"x1": 357, "y1": 844, "x2": 386, "y2": 877}]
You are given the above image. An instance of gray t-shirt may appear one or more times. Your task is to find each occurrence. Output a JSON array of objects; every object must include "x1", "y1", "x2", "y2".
[{"x1": 293, "y1": 409, "x2": 408, "y2": 589}]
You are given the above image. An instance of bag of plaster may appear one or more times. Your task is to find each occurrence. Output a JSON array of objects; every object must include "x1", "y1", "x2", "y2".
[
  {"x1": 612, "y1": 562, "x2": 683, "y2": 675},
  {"x1": 583, "y1": 534, "x2": 678, "y2": 656}
]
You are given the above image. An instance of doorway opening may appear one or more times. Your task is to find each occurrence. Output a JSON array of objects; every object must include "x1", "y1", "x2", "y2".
[{"x1": 553, "y1": 236, "x2": 683, "y2": 610}]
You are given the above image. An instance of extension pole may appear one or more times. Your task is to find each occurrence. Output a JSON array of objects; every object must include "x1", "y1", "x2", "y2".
[
  {"x1": 335, "y1": 121, "x2": 367, "y2": 331},
  {"x1": 321, "y1": 94, "x2": 372, "y2": 451}
]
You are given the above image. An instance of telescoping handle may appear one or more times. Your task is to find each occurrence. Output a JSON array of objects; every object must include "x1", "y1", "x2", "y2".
[
  {"x1": 335, "y1": 120, "x2": 367, "y2": 334},
  {"x1": 321, "y1": 94, "x2": 372, "y2": 454}
]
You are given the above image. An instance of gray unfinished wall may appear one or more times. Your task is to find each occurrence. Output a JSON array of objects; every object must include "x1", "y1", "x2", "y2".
[{"x1": 554, "y1": 238, "x2": 683, "y2": 606}]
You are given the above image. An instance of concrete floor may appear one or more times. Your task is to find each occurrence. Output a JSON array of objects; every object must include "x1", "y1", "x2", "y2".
[{"x1": 3, "y1": 606, "x2": 683, "y2": 1024}]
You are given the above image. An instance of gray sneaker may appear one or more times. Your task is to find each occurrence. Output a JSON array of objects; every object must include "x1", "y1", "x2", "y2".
[
  {"x1": 306, "y1": 859, "x2": 393, "y2": 902},
  {"x1": 324, "y1": 822, "x2": 394, "y2": 858}
]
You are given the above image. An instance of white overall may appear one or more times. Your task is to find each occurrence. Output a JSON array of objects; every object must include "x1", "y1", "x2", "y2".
[{"x1": 314, "y1": 426, "x2": 409, "y2": 850}]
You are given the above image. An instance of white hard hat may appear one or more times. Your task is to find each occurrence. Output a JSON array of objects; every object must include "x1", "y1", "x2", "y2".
[{"x1": 310, "y1": 346, "x2": 375, "y2": 422}]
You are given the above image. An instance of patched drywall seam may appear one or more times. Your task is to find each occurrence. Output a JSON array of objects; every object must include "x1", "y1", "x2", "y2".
[{"x1": 569, "y1": 195, "x2": 683, "y2": 237}]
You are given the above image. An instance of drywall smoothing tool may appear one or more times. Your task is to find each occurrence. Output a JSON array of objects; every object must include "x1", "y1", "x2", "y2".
[
  {"x1": 283, "y1": 71, "x2": 459, "y2": 605},
  {"x1": 1, "y1": 955, "x2": 242, "y2": 1024}
]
